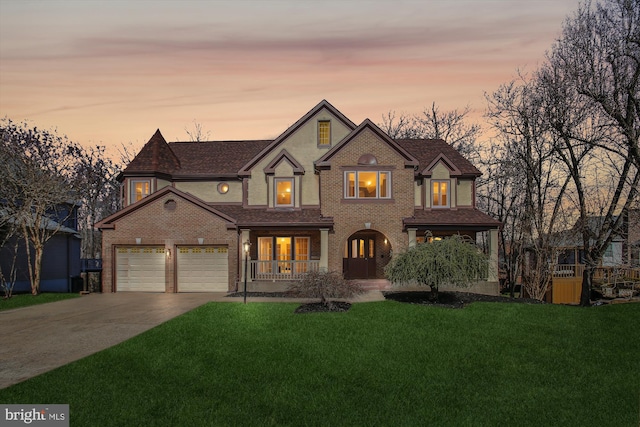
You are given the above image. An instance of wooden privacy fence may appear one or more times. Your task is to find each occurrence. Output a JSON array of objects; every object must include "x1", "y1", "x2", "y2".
[{"x1": 550, "y1": 265, "x2": 640, "y2": 303}]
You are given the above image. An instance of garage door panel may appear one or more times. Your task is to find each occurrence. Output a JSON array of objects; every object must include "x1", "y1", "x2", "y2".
[
  {"x1": 116, "y1": 246, "x2": 165, "y2": 292},
  {"x1": 177, "y1": 246, "x2": 228, "y2": 292}
]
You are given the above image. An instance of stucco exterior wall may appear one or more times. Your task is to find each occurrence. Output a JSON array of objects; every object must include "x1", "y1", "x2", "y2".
[
  {"x1": 457, "y1": 180, "x2": 473, "y2": 206},
  {"x1": 176, "y1": 181, "x2": 242, "y2": 203},
  {"x1": 157, "y1": 179, "x2": 172, "y2": 190},
  {"x1": 247, "y1": 109, "x2": 352, "y2": 207},
  {"x1": 101, "y1": 193, "x2": 238, "y2": 293}
]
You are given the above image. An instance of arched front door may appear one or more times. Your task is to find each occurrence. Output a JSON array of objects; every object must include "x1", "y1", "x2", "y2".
[{"x1": 343, "y1": 231, "x2": 380, "y2": 279}]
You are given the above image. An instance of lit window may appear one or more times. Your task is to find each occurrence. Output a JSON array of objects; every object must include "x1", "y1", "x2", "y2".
[
  {"x1": 130, "y1": 180, "x2": 151, "y2": 203},
  {"x1": 432, "y1": 180, "x2": 449, "y2": 207},
  {"x1": 318, "y1": 121, "x2": 331, "y2": 146},
  {"x1": 344, "y1": 171, "x2": 391, "y2": 199},
  {"x1": 275, "y1": 178, "x2": 293, "y2": 207}
]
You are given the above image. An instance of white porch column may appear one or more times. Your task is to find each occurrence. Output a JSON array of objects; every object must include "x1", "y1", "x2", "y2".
[
  {"x1": 319, "y1": 228, "x2": 329, "y2": 272},
  {"x1": 407, "y1": 228, "x2": 417, "y2": 249},
  {"x1": 240, "y1": 229, "x2": 251, "y2": 283},
  {"x1": 488, "y1": 228, "x2": 499, "y2": 282}
]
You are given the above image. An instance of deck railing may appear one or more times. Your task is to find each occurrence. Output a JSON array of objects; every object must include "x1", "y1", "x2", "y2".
[
  {"x1": 551, "y1": 265, "x2": 640, "y2": 281},
  {"x1": 551, "y1": 264, "x2": 585, "y2": 278},
  {"x1": 250, "y1": 260, "x2": 320, "y2": 281}
]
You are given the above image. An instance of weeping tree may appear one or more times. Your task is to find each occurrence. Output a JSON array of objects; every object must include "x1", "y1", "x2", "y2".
[{"x1": 385, "y1": 234, "x2": 489, "y2": 301}]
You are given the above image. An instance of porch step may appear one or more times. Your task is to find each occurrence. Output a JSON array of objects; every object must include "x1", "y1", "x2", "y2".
[{"x1": 352, "y1": 279, "x2": 392, "y2": 291}]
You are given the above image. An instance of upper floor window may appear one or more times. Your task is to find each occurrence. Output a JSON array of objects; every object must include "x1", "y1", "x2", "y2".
[
  {"x1": 318, "y1": 120, "x2": 331, "y2": 146},
  {"x1": 345, "y1": 171, "x2": 390, "y2": 199},
  {"x1": 275, "y1": 178, "x2": 293, "y2": 207},
  {"x1": 432, "y1": 180, "x2": 449, "y2": 207},
  {"x1": 130, "y1": 179, "x2": 151, "y2": 203}
]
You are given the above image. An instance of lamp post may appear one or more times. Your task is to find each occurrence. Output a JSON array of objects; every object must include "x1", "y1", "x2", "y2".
[{"x1": 243, "y1": 240, "x2": 251, "y2": 304}]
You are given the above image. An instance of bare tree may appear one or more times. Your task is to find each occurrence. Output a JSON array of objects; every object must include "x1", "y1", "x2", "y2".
[
  {"x1": 379, "y1": 103, "x2": 481, "y2": 158},
  {"x1": 0, "y1": 119, "x2": 81, "y2": 295},
  {"x1": 73, "y1": 145, "x2": 120, "y2": 258},
  {"x1": 484, "y1": 76, "x2": 573, "y2": 300},
  {"x1": 538, "y1": 0, "x2": 639, "y2": 306},
  {"x1": 183, "y1": 120, "x2": 212, "y2": 142}
]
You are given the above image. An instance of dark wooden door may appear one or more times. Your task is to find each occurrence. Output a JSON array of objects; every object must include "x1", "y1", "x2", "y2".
[{"x1": 344, "y1": 236, "x2": 376, "y2": 279}]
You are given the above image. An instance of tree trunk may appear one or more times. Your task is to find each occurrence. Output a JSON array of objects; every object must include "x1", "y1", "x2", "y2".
[
  {"x1": 31, "y1": 244, "x2": 43, "y2": 295},
  {"x1": 429, "y1": 285, "x2": 439, "y2": 302},
  {"x1": 579, "y1": 264, "x2": 593, "y2": 307}
]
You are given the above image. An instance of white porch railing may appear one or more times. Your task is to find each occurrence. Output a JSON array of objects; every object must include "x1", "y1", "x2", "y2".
[
  {"x1": 551, "y1": 264, "x2": 585, "y2": 278},
  {"x1": 250, "y1": 260, "x2": 320, "y2": 281}
]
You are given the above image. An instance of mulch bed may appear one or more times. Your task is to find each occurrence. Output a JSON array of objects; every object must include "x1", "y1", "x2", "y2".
[
  {"x1": 226, "y1": 292, "x2": 352, "y2": 313},
  {"x1": 382, "y1": 290, "x2": 545, "y2": 309},
  {"x1": 227, "y1": 290, "x2": 546, "y2": 312},
  {"x1": 226, "y1": 292, "x2": 295, "y2": 298},
  {"x1": 294, "y1": 301, "x2": 352, "y2": 314}
]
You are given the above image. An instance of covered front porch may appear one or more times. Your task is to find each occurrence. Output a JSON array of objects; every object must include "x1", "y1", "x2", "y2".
[{"x1": 239, "y1": 228, "x2": 330, "y2": 287}]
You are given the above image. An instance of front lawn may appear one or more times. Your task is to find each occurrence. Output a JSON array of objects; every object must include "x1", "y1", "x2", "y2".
[
  {"x1": 0, "y1": 292, "x2": 80, "y2": 312},
  {"x1": 1, "y1": 301, "x2": 638, "y2": 426}
]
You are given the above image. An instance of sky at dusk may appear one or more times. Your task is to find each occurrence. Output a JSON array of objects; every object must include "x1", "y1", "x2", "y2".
[{"x1": 0, "y1": 0, "x2": 582, "y2": 153}]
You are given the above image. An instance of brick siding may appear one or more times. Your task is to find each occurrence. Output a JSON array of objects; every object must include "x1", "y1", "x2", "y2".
[{"x1": 101, "y1": 193, "x2": 238, "y2": 292}]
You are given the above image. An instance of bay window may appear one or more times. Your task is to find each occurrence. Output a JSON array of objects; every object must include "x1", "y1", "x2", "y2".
[{"x1": 130, "y1": 179, "x2": 151, "y2": 204}]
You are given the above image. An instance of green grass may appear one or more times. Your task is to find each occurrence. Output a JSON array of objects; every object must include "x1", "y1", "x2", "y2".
[
  {"x1": 0, "y1": 292, "x2": 80, "y2": 311},
  {"x1": 1, "y1": 301, "x2": 638, "y2": 426}
]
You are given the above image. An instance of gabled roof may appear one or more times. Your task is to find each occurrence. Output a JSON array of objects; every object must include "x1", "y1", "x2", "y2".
[
  {"x1": 422, "y1": 153, "x2": 462, "y2": 176},
  {"x1": 396, "y1": 139, "x2": 482, "y2": 177},
  {"x1": 118, "y1": 102, "x2": 482, "y2": 182},
  {"x1": 239, "y1": 100, "x2": 357, "y2": 176},
  {"x1": 263, "y1": 149, "x2": 305, "y2": 175},
  {"x1": 96, "y1": 186, "x2": 236, "y2": 230},
  {"x1": 122, "y1": 130, "x2": 181, "y2": 177},
  {"x1": 315, "y1": 119, "x2": 419, "y2": 169}
]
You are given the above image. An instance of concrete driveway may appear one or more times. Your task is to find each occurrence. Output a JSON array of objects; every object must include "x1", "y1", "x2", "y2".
[{"x1": 0, "y1": 292, "x2": 226, "y2": 389}]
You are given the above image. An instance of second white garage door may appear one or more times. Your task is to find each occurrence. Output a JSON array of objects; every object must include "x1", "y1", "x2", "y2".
[{"x1": 177, "y1": 246, "x2": 228, "y2": 292}]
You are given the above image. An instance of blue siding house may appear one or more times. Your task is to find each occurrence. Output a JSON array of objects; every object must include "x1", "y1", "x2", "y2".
[{"x1": 0, "y1": 203, "x2": 82, "y2": 293}]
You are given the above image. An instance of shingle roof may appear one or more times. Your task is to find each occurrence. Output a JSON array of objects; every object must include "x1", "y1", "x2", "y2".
[
  {"x1": 405, "y1": 208, "x2": 501, "y2": 228},
  {"x1": 168, "y1": 140, "x2": 272, "y2": 177},
  {"x1": 122, "y1": 120, "x2": 481, "y2": 180},
  {"x1": 123, "y1": 129, "x2": 181, "y2": 176},
  {"x1": 121, "y1": 130, "x2": 272, "y2": 179},
  {"x1": 213, "y1": 206, "x2": 334, "y2": 228},
  {"x1": 396, "y1": 139, "x2": 482, "y2": 177}
]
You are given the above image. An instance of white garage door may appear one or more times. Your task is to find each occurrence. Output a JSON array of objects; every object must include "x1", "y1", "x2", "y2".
[
  {"x1": 116, "y1": 246, "x2": 166, "y2": 292},
  {"x1": 177, "y1": 246, "x2": 228, "y2": 292}
]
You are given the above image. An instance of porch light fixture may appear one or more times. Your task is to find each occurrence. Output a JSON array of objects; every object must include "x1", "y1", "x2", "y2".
[
  {"x1": 166, "y1": 248, "x2": 171, "y2": 258},
  {"x1": 198, "y1": 237, "x2": 204, "y2": 245},
  {"x1": 243, "y1": 240, "x2": 251, "y2": 304},
  {"x1": 365, "y1": 222, "x2": 371, "y2": 229}
]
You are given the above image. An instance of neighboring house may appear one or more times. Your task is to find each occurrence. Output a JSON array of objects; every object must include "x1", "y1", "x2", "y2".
[
  {"x1": 0, "y1": 202, "x2": 81, "y2": 293},
  {"x1": 96, "y1": 100, "x2": 501, "y2": 293},
  {"x1": 552, "y1": 212, "x2": 636, "y2": 272}
]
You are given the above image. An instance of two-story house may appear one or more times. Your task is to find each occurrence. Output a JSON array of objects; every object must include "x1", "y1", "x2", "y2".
[{"x1": 97, "y1": 100, "x2": 501, "y2": 293}]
